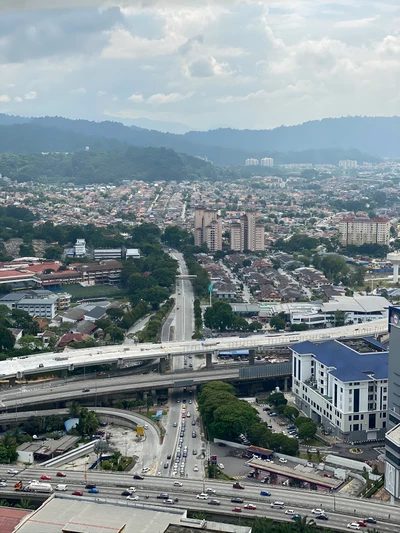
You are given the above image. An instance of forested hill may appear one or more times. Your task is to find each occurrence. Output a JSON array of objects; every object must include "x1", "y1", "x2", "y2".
[
  {"x1": 0, "y1": 114, "x2": 384, "y2": 165},
  {"x1": 0, "y1": 146, "x2": 230, "y2": 184}
]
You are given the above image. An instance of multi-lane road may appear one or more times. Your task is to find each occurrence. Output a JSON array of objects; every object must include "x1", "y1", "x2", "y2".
[{"x1": 0, "y1": 467, "x2": 397, "y2": 532}]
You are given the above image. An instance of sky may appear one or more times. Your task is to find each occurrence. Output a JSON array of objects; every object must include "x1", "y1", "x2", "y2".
[{"x1": 0, "y1": 0, "x2": 399, "y2": 132}]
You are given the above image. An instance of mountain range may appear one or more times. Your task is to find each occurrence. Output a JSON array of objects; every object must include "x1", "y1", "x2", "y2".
[{"x1": 1, "y1": 113, "x2": 399, "y2": 165}]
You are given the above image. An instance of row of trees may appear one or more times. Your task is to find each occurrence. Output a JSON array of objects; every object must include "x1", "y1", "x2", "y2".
[
  {"x1": 193, "y1": 299, "x2": 202, "y2": 339},
  {"x1": 137, "y1": 298, "x2": 174, "y2": 343}
]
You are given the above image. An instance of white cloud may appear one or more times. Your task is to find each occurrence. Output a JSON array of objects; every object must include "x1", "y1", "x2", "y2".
[
  {"x1": 128, "y1": 93, "x2": 144, "y2": 103},
  {"x1": 147, "y1": 91, "x2": 194, "y2": 104},
  {"x1": 334, "y1": 16, "x2": 379, "y2": 28},
  {"x1": 24, "y1": 91, "x2": 37, "y2": 100},
  {"x1": 69, "y1": 87, "x2": 87, "y2": 94},
  {"x1": 0, "y1": 94, "x2": 11, "y2": 103},
  {"x1": 14, "y1": 96, "x2": 23, "y2": 102},
  {"x1": 97, "y1": 90, "x2": 107, "y2": 97}
]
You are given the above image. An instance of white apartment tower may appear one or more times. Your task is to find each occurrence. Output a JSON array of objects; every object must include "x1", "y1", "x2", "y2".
[
  {"x1": 245, "y1": 158, "x2": 259, "y2": 166},
  {"x1": 194, "y1": 208, "x2": 222, "y2": 252},
  {"x1": 260, "y1": 157, "x2": 274, "y2": 167},
  {"x1": 339, "y1": 160, "x2": 358, "y2": 170},
  {"x1": 338, "y1": 217, "x2": 390, "y2": 247},
  {"x1": 230, "y1": 211, "x2": 265, "y2": 252}
]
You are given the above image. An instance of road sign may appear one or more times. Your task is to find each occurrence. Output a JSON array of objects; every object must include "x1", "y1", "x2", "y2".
[{"x1": 208, "y1": 284, "x2": 214, "y2": 293}]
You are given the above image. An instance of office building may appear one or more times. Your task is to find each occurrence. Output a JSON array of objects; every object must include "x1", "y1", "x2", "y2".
[
  {"x1": 292, "y1": 337, "x2": 388, "y2": 442},
  {"x1": 0, "y1": 290, "x2": 59, "y2": 318},
  {"x1": 73, "y1": 239, "x2": 87, "y2": 257},
  {"x1": 230, "y1": 211, "x2": 265, "y2": 252},
  {"x1": 93, "y1": 248, "x2": 123, "y2": 260},
  {"x1": 338, "y1": 217, "x2": 390, "y2": 247},
  {"x1": 339, "y1": 159, "x2": 358, "y2": 169},
  {"x1": 245, "y1": 158, "x2": 259, "y2": 166},
  {"x1": 260, "y1": 157, "x2": 274, "y2": 167},
  {"x1": 194, "y1": 208, "x2": 222, "y2": 252},
  {"x1": 385, "y1": 307, "x2": 400, "y2": 499}
]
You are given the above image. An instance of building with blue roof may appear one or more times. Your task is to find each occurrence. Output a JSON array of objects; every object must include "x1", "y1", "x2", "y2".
[{"x1": 291, "y1": 337, "x2": 388, "y2": 442}]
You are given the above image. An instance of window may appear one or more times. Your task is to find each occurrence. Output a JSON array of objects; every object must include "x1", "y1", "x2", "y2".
[
  {"x1": 349, "y1": 416, "x2": 352, "y2": 421},
  {"x1": 353, "y1": 415, "x2": 359, "y2": 421}
]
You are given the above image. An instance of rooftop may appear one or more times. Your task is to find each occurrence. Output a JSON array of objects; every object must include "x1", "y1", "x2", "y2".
[{"x1": 292, "y1": 337, "x2": 388, "y2": 382}]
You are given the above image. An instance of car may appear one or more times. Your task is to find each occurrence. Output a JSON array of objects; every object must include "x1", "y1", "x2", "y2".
[
  {"x1": 279, "y1": 458, "x2": 287, "y2": 464},
  {"x1": 260, "y1": 490, "x2": 272, "y2": 497},
  {"x1": 56, "y1": 472, "x2": 66, "y2": 478},
  {"x1": 193, "y1": 465, "x2": 199, "y2": 472},
  {"x1": 244, "y1": 504, "x2": 257, "y2": 510},
  {"x1": 173, "y1": 422, "x2": 177, "y2": 427},
  {"x1": 141, "y1": 467, "x2": 149, "y2": 473},
  {"x1": 347, "y1": 524, "x2": 360, "y2": 530},
  {"x1": 133, "y1": 474, "x2": 144, "y2": 480},
  {"x1": 173, "y1": 481, "x2": 183, "y2": 487},
  {"x1": 189, "y1": 399, "x2": 192, "y2": 404},
  {"x1": 192, "y1": 431, "x2": 197, "y2": 437},
  {"x1": 167, "y1": 454, "x2": 171, "y2": 459},
  {"x1": 233, "y1": 482, "x2": 245, "y2": 490},
  {"x1": 311, "y1": 509, "x2": 325, "y2": 515},
  {"x1": 232, "y1": 507, "x2": 242, "y2": 513},
  {"x1": 269, "y1": 412, "x2": 277, "y2": 417},
  {"x1": 164, "y1": 499, "x2": 175, "y2": 504},
  {"x1": 177, "y1": 399, "x2": 181, "y2": 403},
  {"x1": 364, "y1": 518, "x2": 377, "y2": 524},
  {"x1": 197, "y1": 493, "x2": 208, "y2": 499},
  {"x1": 164, "y1": 462, "x2": 169, "y2": 469},
  {"x1": 40, "y1": 474, "x2": 52, "y2": 481},
  {"x1": 205, "y1": 488, "x2": 216, "y2": 494},
  {"x1": 291, "y1": 514, "x2": 301, "y2": 521},
  {"x1": 157, "y1": 493, "x2": 169, "y2": 499},
  {"x1": 191, "y1": 420, "x2": 196, "y2": 426},
  {"x1": 88, "y1": 488, "x2": 99, "y2": 494},
  {"x1": 82, "y1": 388, "x2": 90, "y2": 393},
  {"x1": 315, "y1": 515, "x2": 329, "y2": 521},
  {"x1": 218, "y1": 442, "x2": 226, "y2": 447},
  {"x1": 323, "y1": 473, "x2": 332, "y2": 478},
  {"x1": 192, "y1": 449, "x2": 197, "y2": 455},
  {"x1": 0, "y1": 482, "x2": 7, "y2": 487},
  {"x1": 218, "y1": 463, "x2": 225, "y2": 469},
  {"x1": 285, "y1": 510, "x2": 295, "y2": 515},
  {"x1": 143, "y1": 424, "x2": 149, "y2": 430},
  {"x1": 7, "y1": 469, "x2": 18, "y2": 475},
  {"x1": 72, "y1": 490, "x2": 83, "y2": 496},
  {"x1": 208, "y1": 499, "x2": 221, "y2": 506},
  {"x1": 121, "y1": 490, "x2": 132, "y2": 496},
  {"x1": 127, "y1": 494, "x2": 139, "y2": 500},
  {"x1": 85, "y1": 484, "x2": 96, "y2": 489},
  {"x1": 357, "y1": 521, "x2": 367, "y2": 527},
  {"x1": 231, "y1": 497, "x2": 244, "y2": 503}
]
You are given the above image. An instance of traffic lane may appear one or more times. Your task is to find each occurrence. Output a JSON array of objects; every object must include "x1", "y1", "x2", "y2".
[{"x1": 3, "y1": 468, "x2": 398, "y2": 529}]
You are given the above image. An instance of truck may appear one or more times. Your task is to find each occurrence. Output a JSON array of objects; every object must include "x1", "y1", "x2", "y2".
[
  {"x1": 24, "y1": 482, "x2": 53, "y2": 493},
  {"x1": 14, "y1": 480, "x2": 23, "y2": 491}
]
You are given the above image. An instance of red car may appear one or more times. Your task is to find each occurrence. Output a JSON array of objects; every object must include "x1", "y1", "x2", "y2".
[
  {"x1": 232, "y1": 507, "x2": 242, "y2": 513},
  {"x1": 244, "y1": 504, "x2": 257, "y2": 510},
  {"x1": 56, "y1": 472, "x2": 66, "y2": 478},
  {"x1": 72, "y1": 490, "x2": 83, "y2": 496},
  {"x1": 40, "y1": 474, "x2": 51, "y2": 481},
  {"x1": 358, "y1": 521, "x2": 367, "y2": 528}
]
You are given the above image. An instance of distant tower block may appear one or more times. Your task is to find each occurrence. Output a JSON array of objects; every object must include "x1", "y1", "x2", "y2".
[{"x1": 387, "y1": 252, "x2": 400, "y2": 283}]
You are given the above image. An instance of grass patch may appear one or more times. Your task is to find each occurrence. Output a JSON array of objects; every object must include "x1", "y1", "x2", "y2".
[
  {"x1": 300, "y1": 438, "x2": 326, "y2": 447},
  {"x1": 66, "y1": 284, "x2": 126, "y2": 301}
]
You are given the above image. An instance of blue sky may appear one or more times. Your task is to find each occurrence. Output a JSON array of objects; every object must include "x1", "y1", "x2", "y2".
[{"x1": 0, "y1": 0, "x2": 399, "y2": 132}]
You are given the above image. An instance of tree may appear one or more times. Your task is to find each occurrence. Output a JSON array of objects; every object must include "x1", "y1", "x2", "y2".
[
  {"x1": 141, "y1": 286, "x2": 170, "y2": 309},
  {"x1": 270, "y1": 316, "x2": 286, "y2": 331},
  {"x1": 291, "y1": 323, "x2": 308, "y2": 331},
  {"x1": 68, "y1": 402, "x2": 81, "y2": 418},
  {"x1": 297, "y1": 421, "x2": 317, "y2": 440},
  {"x1": 328, "y1": 310, "x2": 348, "y2": 327},
  {"x1": 242, "y1": 259, "x2": 251, "y2": 268},
  {"x1": 76, "y1": 408, "x2": 99, "y2": 437},
  {"x1": 15, "y1": 499, "x2": 36, "y2": 510},
  {"x1": 0, "y1": 326, "x2": 15, "y2": 350},
  {"x1": 204, "y1": 300, "x2": 235, "y2": 332},
  {"x1": 104, "y1": 325, "x2": 125, "y2": 343},
  {"x1": 94, "y1": 439, "x2": 110, "y2": 466},
  {"x1": 321, "y1": 254, "x2": 349, "y2": 283},
  {"x1": 44, "y1": 245, "x2": 63, "y2": 260},
  {"x1": 269, "y1": 392, "x2": 287, "y2": 407},
  {"x1": 349, "y1": 266, "x2": 365, "y2": 287},
  {"x1": 283, "y1": 406, "x2": 299, "y2": 420}
]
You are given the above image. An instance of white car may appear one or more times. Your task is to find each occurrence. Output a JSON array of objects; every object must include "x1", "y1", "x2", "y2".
[
  {"x1": 285, "y1": 509, "x2": 294, "y2": 515},
  {"x1": 279, "y1": 458, "x2": 287, "y2": 464},
  {"x1": 143, "y1": 424, "x2": 149, "y2": 430},
  {"x1": 347, "y1": 524, "x2": 360, "y2": 530},
  {"x1": 205, "y1": 488, "x2": 216, "y2": 494},
  {"x1": 218, "y1": 463, "x2": 225, "y2": 469},
  {"x1": 7, "y1": 469, "x2": 18, "y2": 475},
  {"x1": 141, "y1": 467, "x2": 149, "y2": 473},
  {"x1": 0, "y1": 482, "x2": 7, "y2": 487},
  {"x1": 128, "y1": 487, "x2": 137, "y2": 493},
  {"x1": 193, "y1": 465, "x2": 199, "y2": 472},
  {"x1": 173, "y1": 481, "x2": 182, "y2": 487},
  {"x1": 197, "y1": 493, "x2": 208, "y2": 499},
  {"x1": 126, "y1": 495, "x2": 139, "y2": 501},
  {"x1": 312, "y1": 509, "x2": 325, "y2": 515}
]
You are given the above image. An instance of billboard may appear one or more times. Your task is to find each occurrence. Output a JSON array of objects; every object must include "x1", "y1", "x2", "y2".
[{"x1": 389, "y1": 306, "x2": 400, "y2": 332}]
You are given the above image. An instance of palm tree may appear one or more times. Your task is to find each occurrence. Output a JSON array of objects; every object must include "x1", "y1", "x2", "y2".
[
  {"x1": 0, "y1": 499, "x2": 10, "y2": 507},
  {"x1": 15, "y1": 499, "x2": 36, "y2": 510},
  {"x1": 293, "y1": 516, "x2": 316, "y2": 532},
  {"x1": 68, "y1": 401, "x2": 81, "y2": 418}
]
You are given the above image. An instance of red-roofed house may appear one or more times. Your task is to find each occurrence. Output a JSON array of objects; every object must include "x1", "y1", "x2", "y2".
[
  {"x1": 56, "y1": 333, "x2": 89, "y2": 349},
  {"x1": 0, "y1": 507, "x2": 32, "y2": 532}
]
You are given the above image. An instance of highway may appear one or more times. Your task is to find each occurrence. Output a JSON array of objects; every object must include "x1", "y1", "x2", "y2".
[
  {"x1": 0, "y1": 319, "x2": 387, "y2": 379},
  {"x1": 0, "y1": 466, "x2": 397, "y2": 532}
]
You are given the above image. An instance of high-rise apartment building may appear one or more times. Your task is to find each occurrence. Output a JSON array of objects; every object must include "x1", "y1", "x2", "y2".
[
  {"x1": 194, "y1": 208, "x2": 222, "y2": 252},
  {"x1": 338, "y1": 217, "x2": 390, "y2": 247},
  {"x1": 260, "y1": 157, "x2": 274, "y2": 167},
  {"x1": 245, "y1": 158, "x2": 259, "y2": 166},
  {"x1": 339, "y1": 159, "x2": 358, "y2": 169},
  {"x1": 230, "y1": 211, "x2": 265, "y2": 252}
]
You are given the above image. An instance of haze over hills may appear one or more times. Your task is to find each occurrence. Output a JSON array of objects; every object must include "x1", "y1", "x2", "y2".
[{"x1": 0, "y1": 113, "x2": 395, "y2": 166}]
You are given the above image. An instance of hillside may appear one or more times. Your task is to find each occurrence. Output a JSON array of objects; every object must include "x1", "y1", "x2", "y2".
[
  {"x1": 0, "y1": 114, "x2": 386, "y2": 165},
  {"x1": 0, "y1": 146, "x2": 228, "y2": 184}
]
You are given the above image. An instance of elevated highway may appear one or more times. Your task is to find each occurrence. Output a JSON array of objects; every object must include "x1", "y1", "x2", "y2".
[{"x1": 0, "y1": 319, "x2": 387, "y2": 380}]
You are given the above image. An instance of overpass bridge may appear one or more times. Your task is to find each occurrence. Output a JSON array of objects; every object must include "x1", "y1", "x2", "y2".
[
  {"x1": 0, "y1": 319, "x2": 387, "y2": 383},
  {"x1": 0, "y1": 364, "x2": 292, "y2": 411}
]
